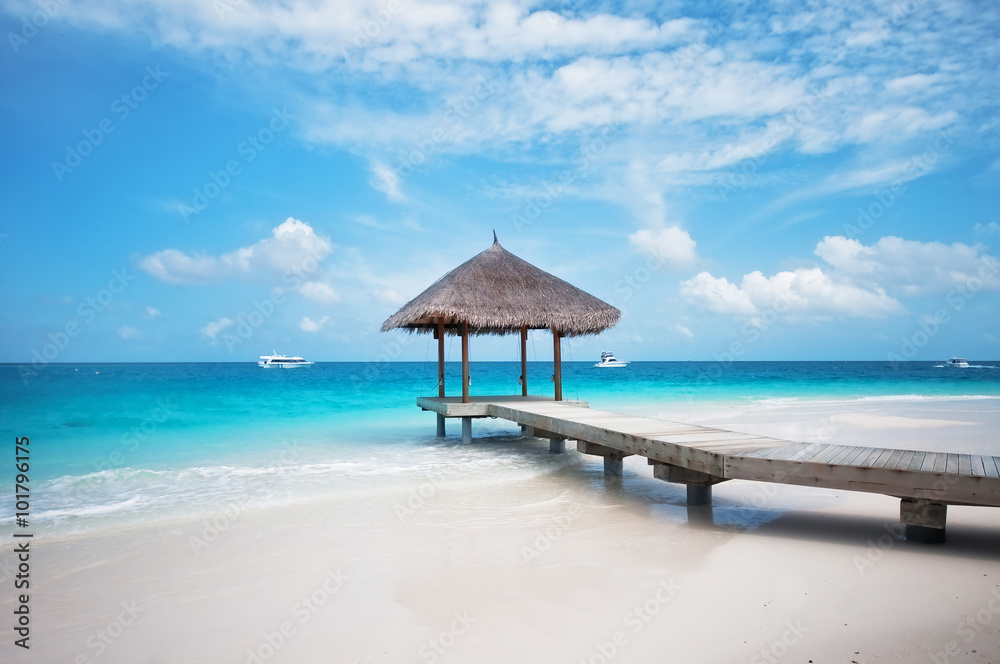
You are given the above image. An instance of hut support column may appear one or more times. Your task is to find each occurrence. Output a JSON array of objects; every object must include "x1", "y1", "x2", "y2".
[
  {"x1": 520, "y1": 325, "x2": 528, "y2": 397},
  {"x1": 461, "y1": 417, "x2": 472, "y2": 445},
  {"x1": 436, "y1": 320, "x2": 446, "y2": 437},
  {"x1": 461, "y1": 321, "x2": 470, "y2": 404},
  {"x1": 552, "y1": 328, "x2": 562, "y2": 401}
]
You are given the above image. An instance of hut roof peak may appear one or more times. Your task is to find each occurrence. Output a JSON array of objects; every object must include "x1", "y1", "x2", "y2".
[{"x1": 381, "y1": 237, "x2": 620, "y2": 336}]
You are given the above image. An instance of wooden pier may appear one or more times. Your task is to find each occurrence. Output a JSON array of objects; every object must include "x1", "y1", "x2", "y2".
[{"x1": 418, "y1": 395, "x2": 1000, "y2": 543}]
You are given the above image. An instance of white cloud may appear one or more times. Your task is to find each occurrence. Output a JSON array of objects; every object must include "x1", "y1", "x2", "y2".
[
  {"x1": 669, "y1": 324, "x2": 693, "y2": 339},
  {"x1": 629, "y1": 226, "x2": 699, "y2": 269},
  {"x1": 679, "y1": 272, "x2": 756, "y2": 316},
  {"x1": 369, "y1": 162, "x2": 405, "y2": 202},
  {"x1": 138, "y1": 218, "x2": 332, "y2": 285},
  {"x1": 299, "y1": 316, "x2": 330, "y2": 333},
  {"x1": 200, "y1": 317, "x2": 233, "y2": 343},
  {"x1": 374, "y1": 288, "x2": 407, "y2": 305},
  {"x1": 117, "y1": 325, "x2": 144, "y2": 340},
  {"x1": 680, "y1": 268, "x2": 901, "y2": 319},
  {"x1": 815, "y1": 236, "x2": 1000, "y2": 295},
  {"x1": 300, "y1": 281, "x2": 340, "y2": 304},
  {"x1": 974, "y1": 222, "x2": 999, "y2": 236},
  {"x1": 143, "y1": 306, "x2": 162, "y2": 319}
]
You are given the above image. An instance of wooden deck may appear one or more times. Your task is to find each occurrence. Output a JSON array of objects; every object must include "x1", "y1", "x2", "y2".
[{"x1": 418, "y1": 396, "x2": 1000, "y2": 542}]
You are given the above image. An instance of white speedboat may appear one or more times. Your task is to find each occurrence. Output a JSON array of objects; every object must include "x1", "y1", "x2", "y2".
[
  {"x1": 258, "y1": 352, "x2": 314, "y2": 368},
  {"x1": 594, "y1": 350, "x2": 629, "y2": 368},
  {"x1": 943, "y1": 357, "x2": 970, "y2": 368}
]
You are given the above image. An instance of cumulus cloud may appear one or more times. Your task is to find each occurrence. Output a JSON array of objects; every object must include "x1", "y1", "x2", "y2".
[
  {"x1": 629, "y1": 226, "x2": 699, "y2": 269},
  {"x1": 300, "y1": 281, "x2": 340, "y2": 304},
  {"x1": 814, "y1": 236, "x2": 1000, "y2": 295},
  {"x1": 200, "y1": 317, "x2": 233, "y2": 343},
  {"x1": 117, "y1": 325, "x2": 144, "y2": 340},
  {"x1": 299, "y1": 316, "x2": 330, "y2": 333},
  {"x1": 680, "y1": 267, "x2": 901, "y2": 319},
  {"x1": 369, "y1": 162, "x2": 405, "y2": 202},
  {"x1": 143, "y1": 306, "x2": 162, "y2": 319},
  {"x1": 138, "y1": 218, "x2": 332, "y2": 285},
  {"x1": 373, "y1": 288, "x2": 407, "y2": 305}
]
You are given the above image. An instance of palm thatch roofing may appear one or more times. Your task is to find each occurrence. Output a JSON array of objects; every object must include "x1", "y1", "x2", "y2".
[{"x1": 381, "y1": 236, "x2": 621, "y2": 337}]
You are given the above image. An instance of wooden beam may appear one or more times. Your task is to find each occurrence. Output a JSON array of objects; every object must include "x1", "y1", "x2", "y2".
[
  {"x1": 461, "y1": 320, "x2": 470, "y2": 404},
  {"x1": 552, "y1": 327, "x2": 562, "y2": 401},
  {"x1": 520, "y1": 325, "x2": 528, "y2": 397},
  {"x1": 436, "y1": 319, "x2": 445, "y2": 398}
]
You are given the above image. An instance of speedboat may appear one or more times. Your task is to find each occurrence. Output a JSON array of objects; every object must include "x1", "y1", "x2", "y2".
[
  {"x1": 258, "y1": 352, "x2": 314, "y2": 368},
  {"x1": 943, "y1": 357, "x2": 970, "y2": 368},
  {"x1": 594, "y1": 350, "x2": 629, "y2": 368}
]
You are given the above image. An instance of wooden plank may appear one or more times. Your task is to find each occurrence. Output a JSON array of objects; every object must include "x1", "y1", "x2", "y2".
[
  {"x1": 813, "y1": 445, "x2": 847, "y2": 464},
  {"x1": 844, "y1": 446, "x2": 875, "y2": 466},
  {"x1": 985, "y1": 456, "x2": 1000, "y2": 478},
  {"x1": 828, "y1": 446, "x2": 859, "y2": 466},
  {"x1": 908, "y1": 451, "x2": 927, "y2": 471},
  {"x1": 971, "y1": 455, "x2": 988, "y2": 478},
  {"x1": 895, "y1": 449, "x2": 916, "y2": 471},
  {"x1": 959, "y1": 454, "x2": 973, "y2": 476},
  {"x1": 946, "y1": 454, "x2": 960, "y2": 475},
  {"x1": 798, "y1": 444, "x2": 834, "y2": 464},
  {"x1": 871, "y1": 448, "x2": 897, "y2": 469},
  {"x1": 859, "y1": 447, "x2": 887, "y2": 468},
  {"x1": 883, "y1": 449, "x2": 906, "y2": 470},
  {"x1": 932, "y1": 453, "x2": 948, "y2": 473}
]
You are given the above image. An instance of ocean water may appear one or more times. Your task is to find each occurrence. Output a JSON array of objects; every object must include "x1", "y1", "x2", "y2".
[{"x1": 2, "y1": 360, "x2": 999, "y2": 539}]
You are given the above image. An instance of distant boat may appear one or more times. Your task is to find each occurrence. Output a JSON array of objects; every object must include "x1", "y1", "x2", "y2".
[
  {"x1": 594, "y1": 350, "x2": 629, "y2": 368},
  {"x1": 943, "y1": 357, "x2": 970, "y2": 368},
  {"x1": 258, "y1": 352, "x2": 314, "y2": 368}
]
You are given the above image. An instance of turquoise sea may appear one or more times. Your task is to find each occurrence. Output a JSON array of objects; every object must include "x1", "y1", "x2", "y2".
[{"x1": 2, "y1": 361, "x2": 999, "y2": 538}]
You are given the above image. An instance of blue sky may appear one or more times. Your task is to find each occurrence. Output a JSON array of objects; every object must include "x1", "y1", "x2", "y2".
[{"x1": 1, "y1": 0, "x2": 998, "y2": 364}]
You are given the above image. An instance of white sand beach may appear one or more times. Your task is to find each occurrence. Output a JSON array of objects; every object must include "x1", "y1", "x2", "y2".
[{"x1": 5, "y1": 397, "x2": 1000, "y2": 663}]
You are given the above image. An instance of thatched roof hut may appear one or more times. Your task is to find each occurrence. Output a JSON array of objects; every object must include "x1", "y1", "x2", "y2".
[
  {"x1": 381, "y1": 236, "x2": 621, "y2": 336},
  {"x1": 382, "y1": 235, "x2": 620, "y2": 404}
]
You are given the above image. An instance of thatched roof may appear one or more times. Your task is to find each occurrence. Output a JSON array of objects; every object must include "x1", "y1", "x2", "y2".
[{"x1": 381, "y1": 236, "x2": 621, "y2": 337}]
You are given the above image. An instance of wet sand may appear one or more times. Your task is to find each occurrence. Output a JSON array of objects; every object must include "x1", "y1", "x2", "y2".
[{"x1": 4, "y1": 397, "x2": 999, "y2": 663}]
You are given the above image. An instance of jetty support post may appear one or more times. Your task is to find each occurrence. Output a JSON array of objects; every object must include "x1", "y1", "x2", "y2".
[
  {"x1": 552, "y1": 327, "x2": 562, "y2": 401},
  {"x1": 461, "y1": 321, "x2": 470, "y2": 404},
  {"x1": 578, "y1": 441, "x2": 629, "y2": 476},
  {"x1": 436, "y1": 319, "x2": 446, "y2": 437},
  {"x1": 520, "y1": 325, "x2": 528, "y2": 397},
  {"x1": 650, "y1": 462, "x2": 727, "y2": 507},
  {"x1": 461, "y1": 417, "x2": 472, "y2": 445},
  {"x1": 900, "y1": 499, "x2": 947, "y2": 544}
]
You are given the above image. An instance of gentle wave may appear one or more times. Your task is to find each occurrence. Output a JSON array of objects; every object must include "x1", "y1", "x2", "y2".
[{"x1": 0, "y1": 437, "x2": 579, "y2": 538}]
